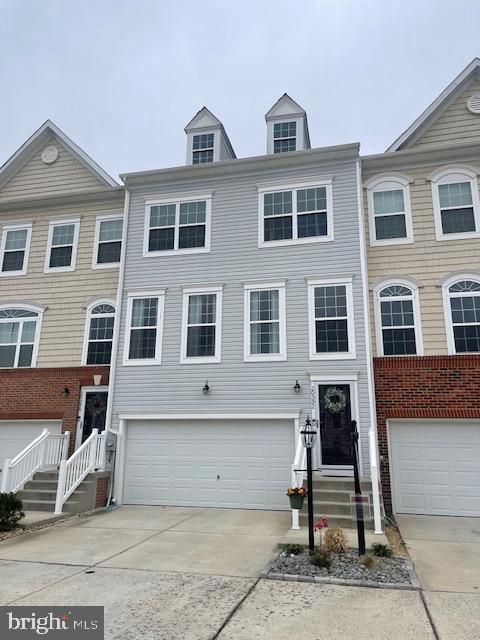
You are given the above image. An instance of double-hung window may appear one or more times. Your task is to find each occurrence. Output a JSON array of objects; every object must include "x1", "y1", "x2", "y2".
[
  {"x1": 45, "y1": 219, "x2": 80, "y2": 272},
  {"x1": 181, "y1": 286, "x2": 222, "y2": 363},
  {"x1": 259, "y1": 180, "x2": 333, "y2": 247},
  {"x1": 366, "y1": 175, "x2": 413, "y2": 245},
  {"x1": 0, "y1": 224, "x2": 32, "y2": 275},
  {"x1": 93, "y1": 216, "x2": 123, "y2": 267},
  {"x1": 273, "y1": 121, "x2": 296, "y2": 153},
  {"x1": 145, "y1": 194, "x2": 212, "y2": 256},
  {"x1": 0, "y1": 306, "x2": 43, "y2": 368},
  {"x1": 84, "y1": 301, "x2": 115, "y2": 365},
  {"x1": 192, "y1": 133, "x2": 215, "y2": 164},
  {"x1": 124, "y1": 292, "x2": 165, "y2": 364},
  {"x1": 443, "y1": 278, "x2": 480, "y2": 354},
  {"x1": 375, "y1": 283, "x2": 423, "y2": 356},
  {"x1": 307, "y1": 277, "x2": 355, "y2": 359},
  {"x1": 244, "y1": 282, "x2": 286, "y2": 361},
  {"x1": 431, "y1": 166, "x2": 480, "y2": 240}
]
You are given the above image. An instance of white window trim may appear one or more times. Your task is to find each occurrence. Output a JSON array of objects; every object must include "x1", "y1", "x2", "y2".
[
  {"x1": 372, "y1": 277, "x2": 424, "y2": 357},
  {"x1": 92, "y1": 214, "x2": 123, "y2": 270},
  {"x1": 0, "y1": 302, "x2": 44, "y2": 368},
  {"x1": 123, "y1": 290, "x2": 165, "y2": 366},
  {"x1": 180, "y1": 285, "x2": 223, "y2": 364},
  {"x1": 143, "y1": 192, "x2": 212, "y2": 257},
  {"x1": 81, "y1": 298, "x2": 116, "y2": 366},
  {"x1": 441, "y1": 272, "x2": 480, "y2": 355},
  {"x1": 430, "y1": 165, "x2": 480, "y2": 241},
  {"x1": 266, "y1": 116, "x2": 304, "y2": 155},
  {"x1": 44, "y1": 218, "x2": 80, "y2": 273},
  {"x1": 365, "y1": 174, "x2": 414, "y2": 246},
  {"x1": 258, "y1": 177, "x2": 334, "y2": 248},
  {"x1": 307, "y1": 275, "x2": 356, "y2": 360},
  {"x1": 243, "y1": 281, "x2": 287, "y2": 362},
  {"x1": 0, "y1": 223, "x2": 33, "y2": 277},
  {"x1": 186, "y1": 130, "x2": 219, "y2": 165}
]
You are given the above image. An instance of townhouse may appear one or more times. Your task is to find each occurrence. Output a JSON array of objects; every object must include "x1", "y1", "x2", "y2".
[
  {"x1": 108, "y1": 97, "x2": 381, "y2": 530},
  {"x1": 363, "y1": 58, "x2": 480, "y2": 517},
  {"x1": 0, "y1": 121, "x2": 124, "y2": 503}
]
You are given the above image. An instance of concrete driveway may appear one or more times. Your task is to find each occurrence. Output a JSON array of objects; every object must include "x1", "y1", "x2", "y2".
[
  {"x1": 397, "y1": 514, "x2": 480, "y2": 640},
  {"x1": 0, "y1": 506, "x2": 438, "y2": 640}
]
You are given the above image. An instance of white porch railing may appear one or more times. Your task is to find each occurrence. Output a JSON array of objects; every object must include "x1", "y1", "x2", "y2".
[
  {"x1": 1, "y1": 429, "x2": 70, "y2": 494},
  {"x1": 291, "y1": 430, "x2": 307, "y2": 530},
  {"x1": 54, "y1": 429, "x2": 106, "y2": 514}
]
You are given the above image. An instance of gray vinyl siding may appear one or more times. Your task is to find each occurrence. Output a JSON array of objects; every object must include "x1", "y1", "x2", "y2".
[{"x1": 112, "y1": 150, "x2": 374, "y2": 472}]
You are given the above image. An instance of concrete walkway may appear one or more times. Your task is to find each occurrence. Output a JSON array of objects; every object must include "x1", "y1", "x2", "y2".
[
  {"x1": 0, "y1": 506, "x2": 439, "y2": 639},
  {"x1": 397, "y1": 514, "x2": 480, "y2": 639}
]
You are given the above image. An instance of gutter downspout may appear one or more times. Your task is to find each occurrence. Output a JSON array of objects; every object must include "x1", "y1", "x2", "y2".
[
  {"x1": 105, "y1": 187, "x2": 130, "y2": 503},
  {"x1": 355, "y1": 159, "x2": 383, "y2": 534}
]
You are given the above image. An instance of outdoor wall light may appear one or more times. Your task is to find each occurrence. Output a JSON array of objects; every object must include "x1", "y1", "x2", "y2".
[
  {"x1": 62, "y1": 387, "x2": 70, "y2": 397},
  {"x1": 202, "y1": 381, "x2": 210, "y2": 395},
  {"x1": 293, "y1": 380, "x2": 301, "y2": 393}
]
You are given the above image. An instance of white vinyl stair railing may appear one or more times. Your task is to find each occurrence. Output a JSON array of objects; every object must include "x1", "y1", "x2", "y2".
[
  {"x1": 55, "y1": 429, "x2": 106, "y2": 514},
  {"x1": 1, "y1": 429, "x2": 70, "y2": 494},
  {"x1": 291, "y1": 431, "x2": 307, "y2": 530}
]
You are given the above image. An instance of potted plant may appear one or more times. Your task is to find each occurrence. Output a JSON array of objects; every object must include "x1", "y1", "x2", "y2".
[{"x1": 286, "y1": 486, "x2": 307, "y2": 509}]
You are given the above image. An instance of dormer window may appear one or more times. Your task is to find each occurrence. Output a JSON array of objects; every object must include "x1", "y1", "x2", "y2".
[
  {"x1": 273, "y1": 122, "x2": 296, "y2": 153},
  {"x1": 192, "y1": 133, "x2": 215, "y2": 164}
]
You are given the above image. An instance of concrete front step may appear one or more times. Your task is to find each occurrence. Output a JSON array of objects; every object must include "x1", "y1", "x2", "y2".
[
  {"x1": 20, "y1": 498, "x2": 80, "y2": 513},
  {"x1": 312, "y1": 489, "x2": 374, "y2": 502},
  {"x1": 311, "y1": 478, "x2": 372, "y2": 491},
  {"x1": 309, "y1": 501, "x2": 370, "y2": 516},
  {"x1": 19, "y1": 489, "x2": 88, "y2": 502}
]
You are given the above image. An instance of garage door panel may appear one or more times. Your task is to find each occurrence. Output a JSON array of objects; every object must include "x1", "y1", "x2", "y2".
[
  {"x1": 124, "y1": 419, "x2": 294, "y2": 510},
  {"x1": 390, "y1": 420, "x2": 480, "y2": 516}
]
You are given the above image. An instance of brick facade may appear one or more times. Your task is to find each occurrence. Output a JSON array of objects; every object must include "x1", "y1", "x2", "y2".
[
  {"x1": 95, "y1": 475, "x2": 110, "y2": 509},
  {"x1": 373, "y1": 355, "x2": 480, "y2": 513},
  {"x1": 0, "y1": 366, "x2": 110, "y2": 452}
]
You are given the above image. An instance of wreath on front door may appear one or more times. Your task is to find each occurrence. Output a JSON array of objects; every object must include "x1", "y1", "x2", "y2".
[{"x1": 324, "y1": 387, "x2": 347, "y2": 414}]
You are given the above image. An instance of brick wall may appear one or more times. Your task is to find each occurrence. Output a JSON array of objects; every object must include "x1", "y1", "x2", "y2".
[
  {"x1": 374, "y1": 355, "x2": 480, "y2": 513},
  {"x1": 95, "y1": 475, "x2": 110, "y2": 509},
  {"x1": 0, "y1": 366, "x2": 109, "y2": 452}
]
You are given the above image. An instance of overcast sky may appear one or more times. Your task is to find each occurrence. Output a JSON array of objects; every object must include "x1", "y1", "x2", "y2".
[{"x1": 1, "y1": 0, "x2": 480, "y2": 180}]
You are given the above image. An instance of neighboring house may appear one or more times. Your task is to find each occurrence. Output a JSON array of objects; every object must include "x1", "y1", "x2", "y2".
[
  {"x1": 0, "y1": 120, "x2": 124, "y2": 483},
  {"x1": 362, "y1": 58, "x2": 480, "y2": 517},
  {"x1": 108, "y1": 96, "x2": 381, "y2": 531}
]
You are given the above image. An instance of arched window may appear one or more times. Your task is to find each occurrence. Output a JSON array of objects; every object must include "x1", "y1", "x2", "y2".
[
  {"x1": 374, "y1": 280, "x2": 423, "y2": 356},
  {"x1": 430, "y1": 166, "x2": 480, "y2": 240},
  {"x1": 365, "y1": 174, "x2": 413, "y2": 245},
  {"x1": 0, "y1": 305, "x2": 43, "y2": 368},
  {"x1": 443, "y1": 277, "x2": 480, "y2": 353},
  {"x1": 83, "y1": 301, "x2": 115, "y2": 365}
]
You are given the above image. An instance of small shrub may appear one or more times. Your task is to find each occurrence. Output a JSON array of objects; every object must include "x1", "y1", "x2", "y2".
[
  {"x1": 359, "y1": 554, "x2": 376, "y2": 569},
  {"x1": 371, "y1": 543, "x2": 393, "y2": 558},
  {"x1": 0, "y1": 493, "x2": 25, "y2": 531},
  {"x1": 324, "y1": 527, "x2": 348, "y2": 555},
  {"x1": 283, "y1": 543, "x2": 304, "y2": 556},
  {"x1": 310, "y1": 548, "x2": 331, "y2": 568}
]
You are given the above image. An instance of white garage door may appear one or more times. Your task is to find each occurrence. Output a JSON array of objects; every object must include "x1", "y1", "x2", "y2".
[
  {"x1": 124, "y1": 419, "x2": 295, "y2": 510},
  {"x1": 390, "y1": 420, "x2": 480, "y2": 516},
  {"x1": 0, "y1": 420, "x2": 62, "y2": 484}
]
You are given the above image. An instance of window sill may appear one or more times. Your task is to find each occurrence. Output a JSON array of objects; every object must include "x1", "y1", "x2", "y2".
[
  {"x1": 436, "y1": 231, "x2": 480, "y2": 241},
  {"x1": 244, "y1": 354, "x2": 287, "y2": 362},
  {"x1": 309, "y1": 352, "x2": 357, "y2": 361},
  {"x1": 92, "y1": 262, "x2": 120, "y2": 270},
  {"x1": 180, "y1": 356, "x2": 221, "y2": 364},
  {"x1": 0, "y1": 270, "x2": 27, "y2": 277},
  {"x1": 44, "y1": 266, "x2": 76, "y2": 274},
  {"x1": 143, "y1": 247, "x2": 210, "y2": 258},
  {"x1": 122, "y1": 359, "x2": 162, "y2": 366},
  {"x1": 370, "y1": 237, "x2": 414, "y2": 247},
  {"x1": 259, "y1": 236, "x2": 334, "y2": 249}
]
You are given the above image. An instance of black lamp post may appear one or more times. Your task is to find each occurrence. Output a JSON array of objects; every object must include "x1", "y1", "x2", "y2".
[
  {"x1": 300, "y1": 416, "x2": 317, "y2": 552},
  {"x1": 351, "y1": 420, "x2": 366, "y2": 556}
]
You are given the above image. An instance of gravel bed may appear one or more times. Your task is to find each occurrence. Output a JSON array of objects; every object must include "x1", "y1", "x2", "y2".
[{"x1": 269, "y1": 549, "x2": 411, "y2": 584}]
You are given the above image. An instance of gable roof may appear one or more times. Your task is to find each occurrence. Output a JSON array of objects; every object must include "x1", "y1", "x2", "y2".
[
  {"x1": 0, "y1": 120, "x2": 118, "y2": 190},
  {"x1": 265, "y1": 93, "x2": 306, "y2": 118},
  {"x1": 387, "y1": 58, "x2": 480, "y2": 152}
]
